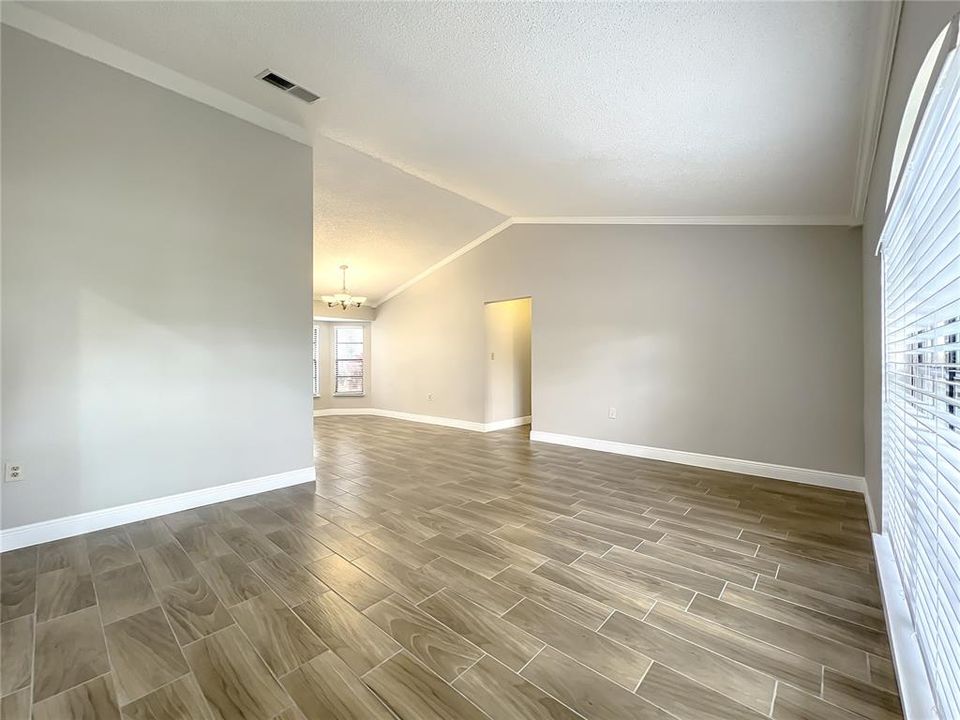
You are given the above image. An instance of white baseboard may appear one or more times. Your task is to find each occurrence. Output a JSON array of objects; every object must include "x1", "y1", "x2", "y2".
[
  {"x1": 314, "y1": 414, "x2": 865, "y2": 495},
  {"x1": 529, "y1": 430, "x2": 866, "y2": 494},
  {"x1": 483, "y1": 416, "x2": 532, "y2": 431},
  {"x1": 863, "y1": 479, "x2": 879, "y2": 534},
  {"x1": 314, "y1": 408, "x2": 530, "y2": 433},
  {"x1": 0, "y1": 466, "x2": 315, "y2": 552},
  {"x1": 873, "y1": 533, "x2": 936, "y2": 719},
  {"x1": 374, "y1": 409, "x2": 486, "y2": 432},
  {"x1": 314, "y1": 408, "x2": 379, "y2": 418}
]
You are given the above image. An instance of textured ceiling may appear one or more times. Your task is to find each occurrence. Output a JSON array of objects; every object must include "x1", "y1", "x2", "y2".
[
  {"x1": 18, "y1": 1, "x2": 888, "y2": 300},
  {"x1": 313, "y1": 137, "x2": 506, "y2": 303}
]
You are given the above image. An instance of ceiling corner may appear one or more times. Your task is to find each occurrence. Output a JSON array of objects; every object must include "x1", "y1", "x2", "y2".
[{"x1": 0, "y1": 2, "x2": 310, "y2": 147}]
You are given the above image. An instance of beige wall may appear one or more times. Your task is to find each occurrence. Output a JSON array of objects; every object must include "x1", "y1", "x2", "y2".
[
  {"x1": 373, "y1": 223, "x2": 863, "y2": 476},
  {"x1": 484, "y1": 298, "x2": 532, "y2": 423},
  {"x1": 313, "y1": 322, "x2": 373, "y2": 412},
  {"x1": 1, "y1": 29, "x2": 313, "y2": 528},
  {"x1": 861, "y1": 1, "x2": 960, "y2": 526}
]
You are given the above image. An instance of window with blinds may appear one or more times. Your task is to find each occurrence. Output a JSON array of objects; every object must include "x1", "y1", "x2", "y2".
[
  {"x1": 334, "y1": 326, "x2": 364, "y2": 395},
  {"x1": 880, "y1": 23, "x2": 960, "y2": 719},
  {"x1": 312, "y1": 324, "x2": 321, "y2": 397}
]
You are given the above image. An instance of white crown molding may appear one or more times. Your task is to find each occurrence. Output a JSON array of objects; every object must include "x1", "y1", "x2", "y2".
[
  {"x1": 511, "y1": 215, "x2": 856, "y2": 226},
  {"x1": 850, "y1": 0, "x2": 902, "y2": 224},
  {"x1": 529, "y1": 430, "x2": 867, "y2": 494},
  {"x1": 313, "y1": 407, "x2": 530, "y2": 433},
  {"x1": 873, "y1": 533, "x2": 937, "y2": 719},
  {"x1": 0, "y1": 2, "x2": 310, "y2": 146},
  {"x1": 376, "y1": 211, "x2": 857, "y2": 306},
  {"x1": 0, "y1": 466, "x2": 315, "y2": 551},
  {"x1": 373, "y1": 219, "x2": 514, "y2": 306}
]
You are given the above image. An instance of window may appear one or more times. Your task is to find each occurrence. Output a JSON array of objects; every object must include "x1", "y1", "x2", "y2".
[
  {"x1": 312, "y1": 323, "x2": 321, "y2": 397},
  {"x1": 334, "y1": 325, "x2": 364, "y2": 395},
  {"x1": 880, "y1": 20, "x2": 960, "y2": 719}
]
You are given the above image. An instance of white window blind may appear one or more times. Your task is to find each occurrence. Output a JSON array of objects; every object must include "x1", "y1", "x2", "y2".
[
  {"x1": 334, "y1": 326, "x2": 364, "y2": 395},
  {"x1": 881, "y1": 32, "x2": 960, "y2": 720},
  {"x1": 313, "y1": 324, "x2": 321, "y2": 397}
]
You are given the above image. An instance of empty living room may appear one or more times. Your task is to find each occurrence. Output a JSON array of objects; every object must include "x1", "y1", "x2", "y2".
[{"x1": 2, "y1": 1, "x2": 959, "y2": 719}]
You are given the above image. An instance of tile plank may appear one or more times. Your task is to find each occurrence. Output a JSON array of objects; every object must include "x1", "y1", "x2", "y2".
[
  {"x1": 94, "y1": 563, "x2": 159, "y2": 625},
  {"x1": 304, "y1": 554, "x2": 390, "y2": 610},
  {"x1": 33, "y1": 606, "x2": 110, "y2": 702},
  {"x1": 196, "y1": 553, "x2": 268, "y2": 607},
  {"x1": 636, "y1": 662, "x2": 769, "y2": 720},
  {"x1": 281, "y1": 652, "x2": 394, "y2": 720},
  {"x1": 183, "y1": 625, "x2": 292, "y2": 720},
  {"x1": 822, "y1": 668, "x2": 903, "y2": 720},
  {"x1": 362, "y1": 652, "x2": 492, "y2": 720},
  {"x1": 688, "y1": 594, "x2": 870, "y2": 681},
  {"x1": 418, "y1": 588, "x2": 543, "y2": 671},
  {"x1": 364, "y1": 593, "x2": 482, "y2": 682},
  {"x1": 645, "y1": 601, "x2": 824, "y2": 695},
  {"x1": 599, "y1": 610, "x2": 774, "y2": 712},
  {"x1": 158, "y1": 575, "x2": 235, "y2": 645},
  {"x1": 249, "y1": 552, "x2": 329, "y2": 607},
  {"x1": 33, "y1": 673, "x2": 120, "y2": 720},
  {"x1": 503, "y1": 599, "x2": 651, "y2": 690},
  {"x1": 420, "y1": 557, "x2": 522, "y2": 615},
  {"x1": 493, "y1": 566, "x2": 611, "y2": 629},
  {"x1": 453, "y1": 654, "x2": 583, "y2": 720},
  {"x1": 103, "y1": 606, "x2": 189, "y2": 705},
  {"x1": 293, "y1": 591, "x2": 400, "y2": 676},
  {"x1": 0, "y1": 615, "x2": 33, "y2": 696},
  {"x1": 229, "y1": 591, "x2": 327, "y2": 677},
  {"x1": 119, "y1": 673, "x2": 214, "y2": 720},
  {"x1": 520, "y1": 645, "x2": 671, "y2": 720}
]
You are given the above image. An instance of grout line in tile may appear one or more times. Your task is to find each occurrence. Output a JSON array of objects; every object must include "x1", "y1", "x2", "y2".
[
  {"x1": 29, "y1": 671, "x2": 114, "y2": 709},
  {"x1": 449, "y1": 652, "x2": 485, "y2": 684},
  {"x1": 515, "y1": 645, "x2": 545, "y2": 675},
  {"x1": 28, "y1": 546, "x2": 40, "y2": 706},
  {"x1": 497, "y1": 596, "x2": 525, "y2": 618},
  {"x1": 633, "y1": 660, "x2": 653, "y2": 692},
  {"x1": 360, "y1": 650, "x2": 404, "y2": 679}
]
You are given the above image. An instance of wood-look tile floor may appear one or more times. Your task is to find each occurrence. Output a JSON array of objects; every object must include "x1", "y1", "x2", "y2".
[{"x1": 0, "y1": 417, "x2": 901, "y2": 720}]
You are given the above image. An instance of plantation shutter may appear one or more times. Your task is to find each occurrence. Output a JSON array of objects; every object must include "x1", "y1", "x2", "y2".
[{"x1": 880, "y1": 26, "x2": 960, "y2": 719}]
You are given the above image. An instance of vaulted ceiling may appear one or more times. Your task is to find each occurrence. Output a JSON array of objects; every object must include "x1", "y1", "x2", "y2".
[{"x1": 10, "y1": 1, "x2": 895, "y2": 303}]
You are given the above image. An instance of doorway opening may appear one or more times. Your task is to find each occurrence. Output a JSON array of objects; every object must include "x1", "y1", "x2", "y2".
[{"x1": 483, "y1": 297, "x2": 532, "y2": 431}]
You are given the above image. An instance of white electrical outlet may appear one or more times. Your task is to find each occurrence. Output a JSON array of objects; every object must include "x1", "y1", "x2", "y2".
[
  {"x1": 4, "y1": 463, "x2": 23, "y2": 483},
  {"x1": 608, "y1": 407, "x2": 617, "y2": 420}
]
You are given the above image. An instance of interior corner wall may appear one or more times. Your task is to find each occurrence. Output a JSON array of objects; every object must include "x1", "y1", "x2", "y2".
[
  {"x1": 373, "y1": 223, "x2": 864, "y2": 477},
  {"x1": 1, "y1": 28, "x2": 314, "y2": 529},
  {"x1": 861, "y1": 0, "x2": 960, "y2": 529}
]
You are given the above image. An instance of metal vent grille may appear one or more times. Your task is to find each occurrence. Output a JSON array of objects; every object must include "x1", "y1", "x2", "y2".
[
  {"x1": 256, "y1": 69, "x2": 321, "y2": 104},
  {"x1": 288, "y1": 86, "x2": 321, "y2": 103}
]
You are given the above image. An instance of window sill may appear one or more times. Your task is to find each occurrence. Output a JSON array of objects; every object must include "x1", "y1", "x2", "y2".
[{"x1": 333, "y1": 393, "x2": 365, "y2": 398}]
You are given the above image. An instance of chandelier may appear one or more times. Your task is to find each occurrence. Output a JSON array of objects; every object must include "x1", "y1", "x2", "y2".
[{"x1": 321, "y1": 265, "x2": 367, "y2": 309}]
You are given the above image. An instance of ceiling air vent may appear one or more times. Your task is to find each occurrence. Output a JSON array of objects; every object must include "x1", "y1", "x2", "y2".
[{"x1": 256, "y1": 69, "x2": 321, "y2": 104}]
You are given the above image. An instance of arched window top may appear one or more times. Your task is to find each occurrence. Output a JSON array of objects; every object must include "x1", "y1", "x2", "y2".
[{"x1": 887, "y1": 21, "x2": 954, "y2": 209}]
